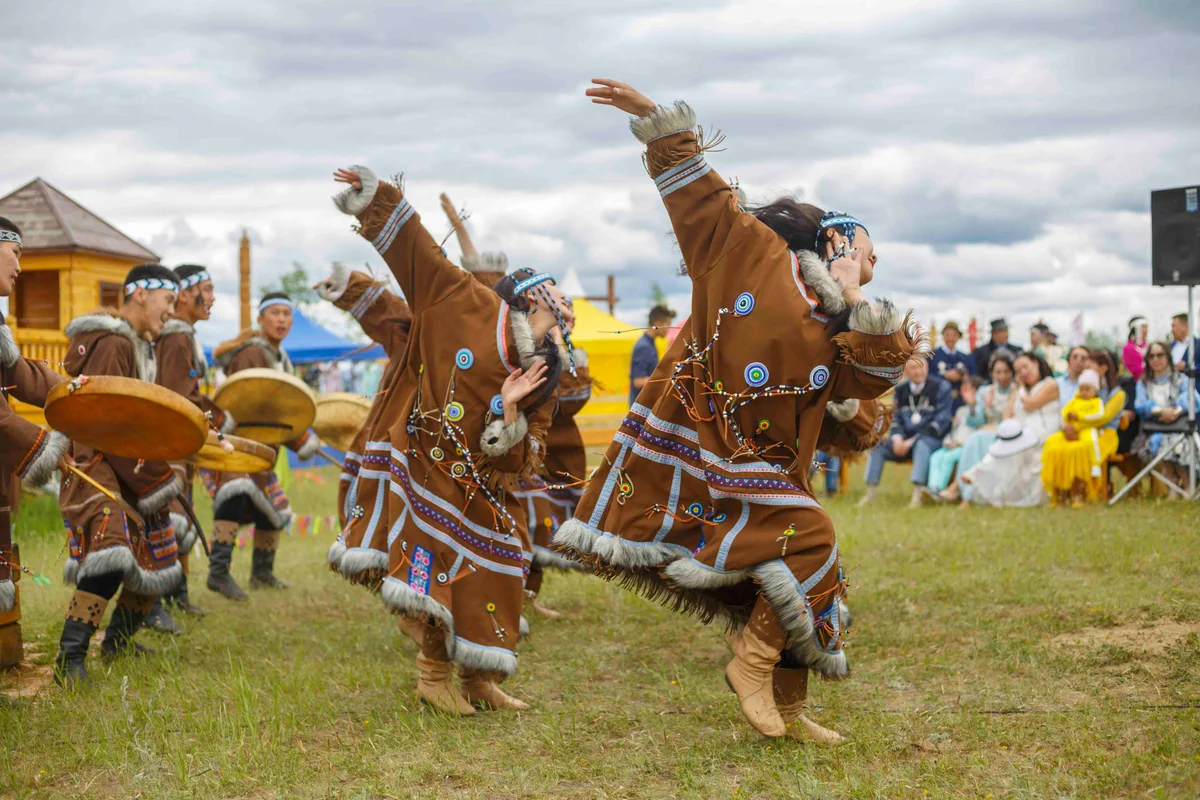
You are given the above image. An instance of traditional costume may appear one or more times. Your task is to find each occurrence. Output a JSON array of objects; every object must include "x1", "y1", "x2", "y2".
[
  {"x1": 55, "y1": 269, "x2": 187, "y2": 683},
  {"x1": 332, "y1": 167, "x2": 557, "y2": 713},
  {"x1": 152, "y1": 264, "x2": 232, "y2": 618},
  {"x1": 553, "y1": 102, "x2": 926, "y2": 740},
  {"x1": 203, "y1": 298, "x2": 320, "y2": 599},
  {"x1": 0, "y1": 318, "x2": 69, "y2": 613},
  {"x1": 320, "y1": 264, "x2": 413, "y2": 586}
]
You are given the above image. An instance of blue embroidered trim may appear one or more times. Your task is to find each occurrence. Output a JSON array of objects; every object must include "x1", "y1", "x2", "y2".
[
  {"x1": 124, "y1": 277, "x2": 179, "y2": 295},
  {"x1": 372, "y1": 198, "x2": 415, "y2": 254},
  {"x1": 511, "y1": 272, "x2": 555, "y2": 296},
  {"x1": 0, "y1": 231, "x2": 20, "y2": 245},
  {"x1": 258, "y1": 297, "x2": 294, "y2": 312},
  {"x1": 179, "y1": 270, "x2": 211, "y2": 289},
  {"x1": 654, "y1": 155, "x2": 712, "y2": 198},
  {"x1": 351, "y1": 284, "x2": 385, "y2": 319}
]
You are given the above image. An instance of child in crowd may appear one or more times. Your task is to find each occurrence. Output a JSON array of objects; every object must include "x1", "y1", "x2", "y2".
[{"x1": 926, "y1": 376, "x2": 986, "y2": 495}]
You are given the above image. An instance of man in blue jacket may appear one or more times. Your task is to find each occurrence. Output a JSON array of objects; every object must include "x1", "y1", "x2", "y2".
[
  {"x1": 859, "y1": 356, "x2": 955, "y2": 507},
  {"x1": 932, "y1": 321, "x2": 974, "y2": 410}
]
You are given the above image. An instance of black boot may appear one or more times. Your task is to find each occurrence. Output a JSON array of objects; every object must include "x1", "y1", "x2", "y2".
[
  {"x1": 206, "y1": 541, "x2": 247, "y2": 601},
  {"x1": 142, "y1": 598, "x2": 184, "y2": 635},
  {"x1": 163, "y1": 582, "x2": 208, "y2": 616},
  {"x1": 53, "y1": 618, "x2": 98, "y2": 688},
  {"x1": 250, "y1": 548, "x2": 288, "y2": 590},
  {"x1": 100, "y1": 604, "x2": 156, "y2": 661}
]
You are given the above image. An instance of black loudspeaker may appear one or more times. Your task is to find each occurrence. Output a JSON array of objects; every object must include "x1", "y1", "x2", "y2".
[{"x1": 1152, "y1": 185, "x2": 1200, "y2": 286}]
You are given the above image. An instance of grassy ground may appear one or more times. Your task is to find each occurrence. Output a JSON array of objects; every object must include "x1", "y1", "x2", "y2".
[{"x1": 2, "y1": 464, "x2": 1199, "y2": 799}]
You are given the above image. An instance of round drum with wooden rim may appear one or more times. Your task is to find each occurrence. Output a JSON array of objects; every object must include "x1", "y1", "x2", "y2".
[
  {"x1": 214, "y1": 368, "x2": 317, "y2": 446},
  {"x1": 313, "y1": 392, "x2": 373, "y2": 452},
  {"x1": 185, "y1": 431, "x2": 275, "y2": 474},
  {"x1": 45, "y1": 375, "x2": 208, "y2": 461}
]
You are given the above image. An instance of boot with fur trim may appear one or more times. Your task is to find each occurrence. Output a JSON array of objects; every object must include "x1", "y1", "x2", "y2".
[
  {"x1": 459, "y1": 668, "x2": 530, "y2": 711},
  {"x1": 724, "y1": 596, "x2": 787, "y2": 737},
  {"x1": 773, "y1": 667, "x2": 848, "y2": 747}
]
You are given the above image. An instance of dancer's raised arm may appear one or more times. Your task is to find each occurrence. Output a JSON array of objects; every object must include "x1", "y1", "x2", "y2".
[
  {"x1": 315, "y1": 263, "x2": 412, "y2": 360},
  {"x1": 332, "y1": 166, "x2": 469, "y2": 313},
  {"x1": 440, "y1": 193, "x2": 479, "y2": 260}
]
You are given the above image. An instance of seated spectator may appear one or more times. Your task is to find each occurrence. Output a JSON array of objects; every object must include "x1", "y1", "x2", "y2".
[
  {"x1": 971, "y1": 317, "x2": 1023, "y2": 379},
  {"x1": 810, "y1": 451, "x2": 840, "y2": 497},
  {"x1": 1122, "y1": 315, "x2": 1149, "y2": 381},
  {"x1": 932, "y1": 321, "x2": 975, "y2": 409},
  {"x1": 926, "y1": 376, "x2": 987, "y2": 495},
  {"x1": 1056, "y1": 345, "x2": 1089, "y2": 402},
  {"x1": 1133, "y1": 341, "x2": 1200, "y2": 494},
  {"x1": 940, "y1": 351, "x2": 1016, "y2": 503},
  {"x1": 629, "y1": 304, "x2": 675, "y2": 406},
  {"x1": 1007, "y1": 352, "x2": 1062, "y2": 441},
  {"x1": 959, "y1": 419, "x2": 1045, "y2": 507},
  {"x1": 859, "y1": 357, "x2": 954, "y2": 508},
  {"x1": 1041, "y1": 354, "x2": 1126, "y2": 506},
  {"x1": 1113, "y1": 367, "x2": 1143, "y2": 493}
]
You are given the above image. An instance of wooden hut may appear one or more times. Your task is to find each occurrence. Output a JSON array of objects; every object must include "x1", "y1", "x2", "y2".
[{"x1": 0, "y1": 178, "x2": 158, "y2": 423}]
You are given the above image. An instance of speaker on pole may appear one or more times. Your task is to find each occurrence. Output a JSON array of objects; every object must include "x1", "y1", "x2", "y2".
[{"x1": 1152, "y1": 185, "x2": 1200, "y2": 286}]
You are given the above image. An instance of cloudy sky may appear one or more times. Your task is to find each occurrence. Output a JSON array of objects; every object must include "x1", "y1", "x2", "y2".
[{"x1": 3, "y1": 0, "x2": 1198, "y2": 347}]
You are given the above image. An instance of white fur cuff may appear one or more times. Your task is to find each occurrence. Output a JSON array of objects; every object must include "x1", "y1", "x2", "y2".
[
  {"x1": 332, "y1": 165, "x2": 379, "y2": 216},
  {"x1": 137, "y1": 475, "x2": 184, "y2": 516},
  {"x1": 317, "y1": 262, "x2": 350, "y2": 303},
  {"x1": 462, "y1": 252, "x2": 508, "y2": 274},
  {"x1": 296, "y1": 434, "x2": 321, "y2": 461},
  {"x1": 21, "y1": 430, "x2": 68, "y2": 490},
  {"x1": 630, "y1": 101, "x2": 697, "y2": 144},
  {"x1": 848, "y1": 299, "x2": 904, "y2": 336},
  {"x1": 480, "y1": 414, "x2": 528, "y2": 458},
  {"x1": 825, "y1": 399, "x2": 861, "y2": 422}
]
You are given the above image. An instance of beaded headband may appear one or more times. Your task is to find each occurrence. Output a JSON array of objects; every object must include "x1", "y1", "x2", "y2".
[
  {"x1": 179, "y1": 270, "x2": 212, "y2": 289},
  {"x1": 0, "y1": 231, "x2": 20, "y2": 245},
  {"x1": 814, "y1": 211, "x2": 868, "y2": 252},
  {"x1": 511, "y1": 272, "x2": 555, "y2": 296},
  {"x1": 259, "y1": 297, "x2": 294, "y2": 313},
  {"x1": 124, "y1": 277, "x2": 179, "y2": 296}
]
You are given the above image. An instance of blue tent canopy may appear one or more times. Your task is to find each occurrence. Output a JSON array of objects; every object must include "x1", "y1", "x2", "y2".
[{"x1": 204, "y1": 305, "x2": 385, "y2": 365}]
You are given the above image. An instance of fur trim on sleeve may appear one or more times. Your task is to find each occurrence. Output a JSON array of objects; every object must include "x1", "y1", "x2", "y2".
[
  {"x1": 796, "y1": 250, "x2": 847, "y2": 315},
  {"x1": 220, "y1": 411, "x2": 237, "y2": 435},
  {"x1": 295, "y1": 433, "x2": 321, "y2": 461},
  {"x1": 508, "y1": 311, "x2": 541, "y2": 372},
  {"x1": 0, "y1": 322, "x2": 20, "y2": 368},
  {"x1": 630, "y1": 101, "x2": 697, "y2": 144},
  {"x1": 20, "y1": 430, "x2": 68, "y2": 490},
  {"x1": 848, "y1": 299, "x2": 905, "y2": 336},
  {"x1": 136, "y1": 475, "x2": 184, "y2": 516},
  {"x1": 481, "y1": 414, "x2": 529, "y2": 458},
  {"x1": 825, "y1": 399, "x2": 860, "y2": 423},
  {"x1": 462, "y1": 252, "x2": 509, "y2": 274},
  {"x1": 317, "y1": 263, "x2": 350, "y2": 303},
  {"x1": 332, "y1": 166, "x2": 379, "y2": 216}
]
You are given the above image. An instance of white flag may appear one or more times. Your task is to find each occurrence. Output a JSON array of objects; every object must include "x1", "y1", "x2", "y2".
[{"x1": 1069, "y1": 313, "x2": 1085, "y2": 347}]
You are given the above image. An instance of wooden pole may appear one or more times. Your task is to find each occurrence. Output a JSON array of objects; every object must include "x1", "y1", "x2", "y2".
[
  {"x1": 239, "y1": 230, "x2": 251, "y2": 331},
  {"x1": 583, "y1": 274, "x2": 620, "y2": 316}
]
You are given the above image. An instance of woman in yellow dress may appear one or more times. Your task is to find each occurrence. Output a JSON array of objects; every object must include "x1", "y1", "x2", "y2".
[{"x1": 1041, "y1": 351, "x2": 1126, "y2": 505}]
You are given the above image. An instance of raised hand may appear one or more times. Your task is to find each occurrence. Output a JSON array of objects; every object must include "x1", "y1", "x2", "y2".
[
  {"x1": 585, "y1": 79, "x2": 657, "y2": 117},
  {"x1": 440, "y1": 193, "x2": 463, "y2": 227},
  {"x1": 334, "y1": 168, "x2": 362, "y2": 191},
  {"x1": 501, "y1": 362, "x2": 549, "y2": 410}
]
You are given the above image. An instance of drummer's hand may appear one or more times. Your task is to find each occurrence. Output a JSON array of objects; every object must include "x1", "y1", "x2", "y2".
[
  {"x1": 334, "y1": 168, "x2": 363, "y2": 191},
  {"x1": 500, "y1": 362, "x2": 549, "y2": 423},
  {"x1": 586, "y1": 79, "x2": 657, "y2": 117}
]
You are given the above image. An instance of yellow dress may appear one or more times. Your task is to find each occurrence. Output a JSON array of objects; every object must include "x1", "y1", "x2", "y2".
[{"x1": 1041, "y1": 390, "x2": 1125, "y2": 500}]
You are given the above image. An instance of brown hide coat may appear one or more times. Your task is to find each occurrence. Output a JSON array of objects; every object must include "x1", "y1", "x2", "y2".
[
  {"x1": 332, "y1": 169, "x2": 553, "y2": 675},
  {"x1": 553, "y1": 104, "x2": 926, "y2": 678},
  {"x1": 59, "y1": 309, "x2": 183, "y2": 596}
]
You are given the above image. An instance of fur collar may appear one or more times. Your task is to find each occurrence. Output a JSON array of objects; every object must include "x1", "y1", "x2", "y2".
[
  {"x1": 0, "y1": 320, "x2": 20, "y2": 369},
  {"x1": 64, "y1": 308, "x2": 157, "y2": 382},
  {"x1": 213, "y1": 329, "x2": 291, "y2": 372},
  {"x1": 508, "y1": 310, "x2": 541, "y2": 371},
  {"x1": 796, "y1": 250, "x2": 847, "y2": 315},
  {"x1": 160, "y1": 318, "x2": 208, "y2": 372}
]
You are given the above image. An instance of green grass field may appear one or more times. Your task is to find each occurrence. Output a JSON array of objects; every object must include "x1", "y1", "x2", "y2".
[{"x1": 2, "y1": 465, "x2": 1199, "y2": 799}]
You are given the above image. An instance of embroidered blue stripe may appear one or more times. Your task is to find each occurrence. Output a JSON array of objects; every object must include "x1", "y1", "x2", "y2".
[
  {"x1": 713, "y1": 501, "x2": 751, "y2": 571},
  {"x1": 352, "y1": 284, "x2": 385, "y2": 319},
  {"x1": 589, "y1": 443, "x2": 629, "y2": 528},
  {"x1": 655, "y1": 156, "x2": 712, "y2": 198},
  {"x1": 653, "y1": 466, "x2": 683, "y2": 543},
  {"x1": 371, "y1": 199, "x2": 414, "y2": 253}
]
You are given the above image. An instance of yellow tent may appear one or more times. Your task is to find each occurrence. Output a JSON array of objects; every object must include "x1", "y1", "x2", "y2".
[{"x1": 564, "y1": 270, "x2": 670, "y2": 448}]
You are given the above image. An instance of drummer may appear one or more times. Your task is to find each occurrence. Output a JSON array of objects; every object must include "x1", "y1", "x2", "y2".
[
  {"x1": 203, "y1": 292, "x2": 321, "y2": 600},
  {"x1": 54, "y1": 263, "x2": 187, "y2": 686},
  {"x1": 149, "y1": 263, "x2": 233, "y2": 628},
  {"x1": 0, "y1": 217, "x2": 69, "y2": 614},
  {"x1": 313, "y1": 264, "x2": 412, "y2": 587}
]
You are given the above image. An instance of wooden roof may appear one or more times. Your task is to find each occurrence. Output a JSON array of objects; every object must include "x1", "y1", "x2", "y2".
[{"x1": 0, "y1": 178, "x2": 158, "y2": 262}]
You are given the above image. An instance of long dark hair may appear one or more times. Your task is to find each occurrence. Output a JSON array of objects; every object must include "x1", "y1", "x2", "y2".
[
  {"x1": 1013, "y1": 352, "x2": 1053, "y2": 388},
  {"x1": 1086, "y1": 349, "x2": 1119, "y2": 391},
  {"x1": 748, "y1": 197, "x2": 825, "y2": 255},
  {"x1": 491, "y1": 269, "x2": 563, "y2": 412},
  {"x1": 1142, "y1": 341, "x2": 1174, "y2": 386}
]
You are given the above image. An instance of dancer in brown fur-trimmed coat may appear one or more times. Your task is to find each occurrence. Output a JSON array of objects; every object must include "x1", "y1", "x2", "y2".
[
  {"x1": 54, "y1": 264, "x2": 188, "y2": 686},
  {"x1": 202, "y1": 293, "x2": 322, "y2": 600},
  {"x1": 330, "y1": 165, "x2": 573, "y2": 714},
  {"x1": 555, "y1": 80, "x2": 928, "y2": 742}
]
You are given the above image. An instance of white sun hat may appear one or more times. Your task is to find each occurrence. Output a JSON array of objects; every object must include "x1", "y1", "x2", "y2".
[{"x1": 989, "y1": 419, "x2": 1041, "y2": 458}]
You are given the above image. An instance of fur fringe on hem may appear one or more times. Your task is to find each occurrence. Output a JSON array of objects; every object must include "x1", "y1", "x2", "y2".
[
  {"x1": 0, "y1": 579, "x2": 13, "y2": 613},
  {"x1": 519, "y1": 615, "x2": 530, "y2": 639},
  {"x1": 532, "y1": 544, "x2": 585, "y2": 572},
  {"x1": 70, "y1": 546, "x2": 183, "y2": 598},
  {"x1": 327, "y1": 539, "x2": 346, "y2": 570},
  {"x1": 213, "y1": 477, "x2": 292, "y2": 530},
  {"x1": 379, "y1": 577, "x2": 518, "y2": 676},
  {"x1": 630, "y1": 101, "x2": 697, "y2": 144},
  {"x1": 338, "y1": 547, "x2": 388, "y2": 581},
  {"x1": 21, "y1": 430, "x2": 68, "y2": 490},
  {"x1": 333, "y1": 166, "x2": 379, "y2": 216},
  {"x1": 137, "y1": 475, "x2": 184, "y2": 516},
  {"x1": 749, "y1": 559, "x2": 849, "y2": 680}
]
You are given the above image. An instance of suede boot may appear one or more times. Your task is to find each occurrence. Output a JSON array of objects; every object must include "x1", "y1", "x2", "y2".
[
  {"x1": 397, "y1": 616, "x2": 428, "y2": 648},
  {"x1": 725, "y1": 596, "x2": 787, "y2": 737},
  {"x1": 415, "y1": 628, "x2": 474, "y2": 715},
  {"x1": 53, "y1": 590, "x2": 107, "y2": 688},
  {"x1": 773, "y1": 667, "x2": 848, "y2": 747},
  {"x1": 206, "y1": 523, "x2": 247, "y2": 601},
  {"x1": 459, "y1": 667, "x2": 530, "y2": 711}
]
